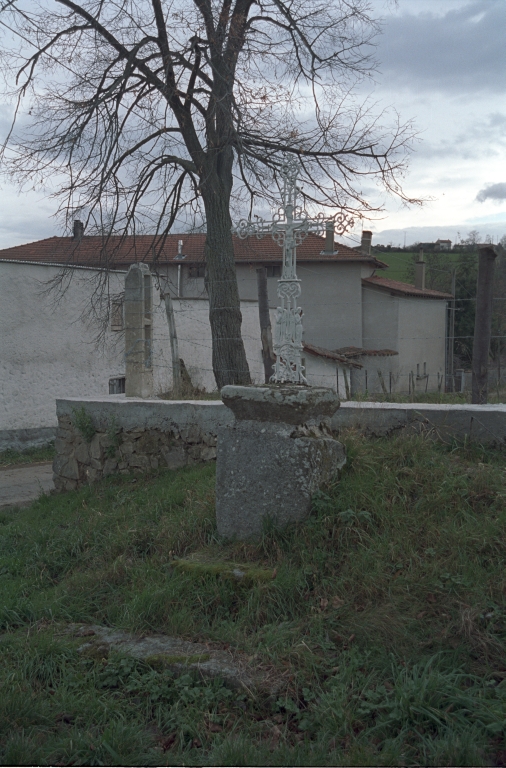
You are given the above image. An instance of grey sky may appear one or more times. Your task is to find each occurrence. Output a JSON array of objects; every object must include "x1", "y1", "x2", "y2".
[{"x1": 1, "y1": 0, "x2": 505, "y2": 249}]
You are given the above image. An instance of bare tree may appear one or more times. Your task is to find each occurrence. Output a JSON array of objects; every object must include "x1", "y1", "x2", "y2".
[{"x1": 0, "y1": 0, "x2": 418, "y2": 387}]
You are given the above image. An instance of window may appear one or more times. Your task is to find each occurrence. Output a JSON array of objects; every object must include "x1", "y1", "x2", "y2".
[
  {"x1": 109, "y1": 377, "x2": 126, "y2": 394},
  {"x1": 110, "y1": 297, "x2": 124, "y2": 331},
  {"x1": 266, "y1": 265, "x2": 281, "y2": 278},
  {"x1": 189, "y1": 264, "x2": 206, "y2": 279}
]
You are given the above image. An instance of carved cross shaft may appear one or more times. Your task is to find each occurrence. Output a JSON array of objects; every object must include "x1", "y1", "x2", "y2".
[{"x1": 232, "y1": 157, "x2": 353, "y2": 384}]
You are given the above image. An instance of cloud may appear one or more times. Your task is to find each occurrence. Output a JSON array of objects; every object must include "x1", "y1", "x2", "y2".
[
  {"x1": 375, "y1": 0, "x2": 506, "y2": 95},
  {"x1": 476, "y1": 183, "x2": 506, "y2": 203}
]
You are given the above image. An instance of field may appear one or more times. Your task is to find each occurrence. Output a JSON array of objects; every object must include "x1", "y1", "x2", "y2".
[{"x1": 1, "y1": 431, "x2": 506, "y2": 766}]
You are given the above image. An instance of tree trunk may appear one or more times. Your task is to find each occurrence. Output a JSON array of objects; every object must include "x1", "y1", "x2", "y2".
[
  {"x1": 162, "y1": 290, "x2": 181, "y2": 397},
  {"x1": 202, "y1": 174, "x2": 251, "y2": 389},
  {"x1": 256, "y1": 267, "x2": 275, "y2": 382},
  {"x1": 472, "y1": 246, "x2": 498, "y2": 404}
]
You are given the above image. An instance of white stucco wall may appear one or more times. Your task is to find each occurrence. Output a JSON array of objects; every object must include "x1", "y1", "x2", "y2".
[
  {"x1": 0, "y1": 261, "x2": 265, "y2": 436},
  {"x1": 0, "y1": 261, "x2": 126, "y2": 432},
  {"x1": 362, "y1": 285, "x2": 399, "y2": 352},
  {"x1": 151, "y1": 294, "x2": 265, "y2": 394},
  {"x1": 233, "y1": 261, "x2": 364, "y2": 350},
  {"x1": 397, "y1": 297, "x2": 447, "y2": 393},
  {"x1": 362, "y1": 284, "x2": 447, "y2": 393}
]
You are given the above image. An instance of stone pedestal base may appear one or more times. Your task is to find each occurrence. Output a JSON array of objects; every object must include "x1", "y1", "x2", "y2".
[{"x1": 216, "y1": 386, "x2": 346, "y2": 540}]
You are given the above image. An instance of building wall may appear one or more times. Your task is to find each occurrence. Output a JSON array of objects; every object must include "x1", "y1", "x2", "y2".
[
  {"x1": 0, "y1": 262, "x2": 265, "y2": 443},
  {"x1": 151, "y1": 293, "x2": 265, "y2": 394},
  {"x1": 361, "y1": 286, "x2": 447, "y2": 393},
  {"x1": 162, "y1": 259, "x2": 365, "y2": 352},
  {"x1": 362, "y1": 285, "x2": 399, "y2": 352},
  {"x1": 302, "y1": 353, "x2": 349, "y2": 398},
  {"x1": 0, "y1": 261, "x2": 126, "y2": 434},
  {"x1": 397, "y1": 297, "x2": 447, "y2": 393}
]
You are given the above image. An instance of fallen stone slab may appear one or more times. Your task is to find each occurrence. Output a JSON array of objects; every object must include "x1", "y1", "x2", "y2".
[{"x1": 68, "y1": 624, "x2": 281, "y2": 695}]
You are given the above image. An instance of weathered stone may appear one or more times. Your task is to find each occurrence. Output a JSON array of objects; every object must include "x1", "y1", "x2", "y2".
[
  {"x1": 90, "y1": 434, "x2": 102, "y2": 460},
  {"x1": 118, "y1": 461, "x2": 128, "y2": 470},
  {"x1": 202, "y1": 433, "x2": 217, "y2": 447},
  {"x1": 128, "y1": 454, "x2": 150, "y2": 470},
  {"x1": 201, "y1": 446, "x2": 217, "y2": 461},
  {"x1": 119, "y1": 441, "x2": 134, "y2": 457},
  {"x1": 56, "y1": 427, "x2": 73, "y2": 441},
  {"x1": 55, "y1": 437, "x2": 72, "y2": 456},
  {"x1": 86, "y1": 467, "x2": 102, "y2": 484},
  {"x1": 74, "y1": 442, "x2": 90, "y2": 464},
  {"x1": 53, "y1": 474, "x2": 65, "y2": 492},
  {"x1": 162, "y1": 445, "x2": 187, "y2": 470},
  {"x1": 216, "y1": 420, "x2": 345, "y2": 540},
  {"x1": 188, "y1": 445, "x2": 203, "y2": 460},
  {"x1": 70, "y1": 623, "x2": 280, "y2": 694},
  {"x1": 90, "y1": 458, "x2": 102, "y2": 470},
  {"x1": 136, "y1": 432, "x2": 159, "y2": 454},
  {"x1": 180, "y1": 425, "x2": 202, "y2": 444},
  {"x1": 150, "y1": 456, "x2": 159, "y2": 469},
  {"x1": 53, "y1": 454, "x2": 79, "y2": 481},
  {"x1": 103, "y1": 458, "x2": 118, "y2": 476},
  {"x1": 221, "y1": 384, "x2": 340, "y2": 425},
  {"x1": 62, "y1": 478, "x2": 78, "y2": 491}
]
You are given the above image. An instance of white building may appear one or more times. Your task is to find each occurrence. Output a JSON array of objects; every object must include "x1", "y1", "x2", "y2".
[{"x1": 0, "y1": 227, "x2": 451, "y2": 448}]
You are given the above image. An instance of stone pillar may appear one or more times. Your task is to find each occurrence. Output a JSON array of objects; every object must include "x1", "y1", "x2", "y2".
[
  {"x1": 124, "y1": 263, "x2": 154, "y2": 398},
  {"x1": 216, "y1": 385, "x2": 346, "y2": 540}
]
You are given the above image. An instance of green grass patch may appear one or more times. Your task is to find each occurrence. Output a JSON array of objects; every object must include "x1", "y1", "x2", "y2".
[
  {"x1": 1, "y1": 434, "x2": 505, "y2": 765},
  {"x1": 0, "y1": 442, "x2": 56, "y2": 467}
]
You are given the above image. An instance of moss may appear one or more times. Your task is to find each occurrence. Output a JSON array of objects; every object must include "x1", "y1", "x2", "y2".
[{"x1": 171, "y1": 556, "x2": 275, "y2": 583}]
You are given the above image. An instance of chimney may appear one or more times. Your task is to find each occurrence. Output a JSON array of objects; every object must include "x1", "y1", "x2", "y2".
[
  {"x1": 324, "y1": 222, "x2": 335, "y2": 253},
  {"x1": 73, "y1": 220, "x2": 84, "y2": 240},
  {"x1": 415, "y1": 249, "x2": 426, "y2": 290},
  {"x1": 361, "y1": 230, "x2": 372, "y2": 255}
]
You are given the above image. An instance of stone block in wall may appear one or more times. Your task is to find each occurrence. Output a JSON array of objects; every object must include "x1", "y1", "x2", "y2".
[
  {"x1": 85, "y1": 467, "x2": 102, "y2": 484},
  {"x1": 180, "y1": 425, "x2": 202, "y2": 444},
  {"x1": 90, "y1": 434, "x2": 101, "y2": 460},
  {"x1": 162, "y1": 445, "x2": 187, "y2": 470},
  {"x1": 53, "y1": 454, "x2": 79, "y2": 481},
  {"x1": 135, "y1": 431, "x2": 160, "y2": 455},
  {"x1": 129, "y1": 455, "x2": 150, "y2": 470},
  {"x1": 55, "y1": 437, "x2": 73, "y2": 456},
  {"x1": 201, "y1": 446, "x2": 217, "y2": 461},
  {"x1": 74, "y1": 442, "x2": 90, "y2": 464},
  {"x1": 103, "y1": 458, "x2": 118, "y2": 476}
]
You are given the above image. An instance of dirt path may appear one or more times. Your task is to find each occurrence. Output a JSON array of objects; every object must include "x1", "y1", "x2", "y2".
[{"x1": 0, "y1": 461, "x2": 54, "y2": 509}]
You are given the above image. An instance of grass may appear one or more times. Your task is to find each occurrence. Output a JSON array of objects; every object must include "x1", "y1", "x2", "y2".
[
  {"x1": 0, "y1": 442, "x2": 56, "y2": 467},
  {"x1": 1, "y1": 432, "x2": 506, "y2": 766}
]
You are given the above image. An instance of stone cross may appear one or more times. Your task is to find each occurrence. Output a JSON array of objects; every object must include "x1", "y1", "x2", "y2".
[{"x1": 232, "y1": 156, "x2": 354, "y2": 384}]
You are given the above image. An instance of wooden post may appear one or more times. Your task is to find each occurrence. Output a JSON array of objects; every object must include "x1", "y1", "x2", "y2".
[
  {"x1": 256, "y1": 267, "x2": 275, "y2": 383},
  {"x1": 471, "y1": 245, "x2": 503, "y2": 403},
  {"x1": 448, "y1": 269, "x2": 456, "y2": 392},
  {"x1": 343, "y1": 368, "x2": 350, "y2": 400},
  {"x1": 162, "y1": 290, "x2": 182, "y2": 398},
  {"x1": 377, "y1": 369, "x2": 388, "y2": 395}
]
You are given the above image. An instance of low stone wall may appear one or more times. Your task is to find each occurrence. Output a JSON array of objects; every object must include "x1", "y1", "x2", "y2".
[
  {"x1": 53, "y1": 397, "x2": 233, "y2": 491},
  {"x1": 53, "y1": 396, "x2": 506, "y2": 491},
  {"x1": 335, "y1": 401, "x2": 506, "y2": 446}
]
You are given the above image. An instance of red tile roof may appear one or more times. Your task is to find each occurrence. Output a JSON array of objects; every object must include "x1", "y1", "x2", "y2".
[
  {"x1": 334, "y1": 346, "x2": 398, "y2": 357},
  {"x1": 303, "y1": 342, "x2": 363, "y2": 368},
  {"x1": 362, "y1": 276, "x2": 452, "y2": 299},
  {"x1": 0, "y1": 232, "x2": 385, "y2": 268}
]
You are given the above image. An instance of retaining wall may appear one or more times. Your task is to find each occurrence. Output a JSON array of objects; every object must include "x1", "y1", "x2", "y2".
[{"x1": 53, "y1": 396, "x2": 506, "y2": 491}]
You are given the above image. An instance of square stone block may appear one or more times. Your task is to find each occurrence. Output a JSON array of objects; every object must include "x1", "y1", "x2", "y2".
[{"x1": 216, "y1": 420, "x2": 345, "y2": 540}]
